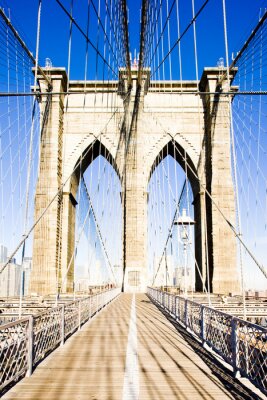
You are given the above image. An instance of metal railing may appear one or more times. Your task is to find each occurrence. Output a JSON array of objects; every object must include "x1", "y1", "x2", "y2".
[
  {"x1": 148, "y1": 287, "x2": 267, "y2": 396},
  {"x1": 0, "y1": 288, "x2": 120, "y2": 393}
]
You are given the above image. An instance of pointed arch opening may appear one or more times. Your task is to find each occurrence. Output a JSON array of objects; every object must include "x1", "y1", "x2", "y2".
[
  {"x1": 61, "y1": 139, "x2": 123, "y2": 294},
  {"x1": 147, "y1": 139, "x2": 207, "y2": 294}
]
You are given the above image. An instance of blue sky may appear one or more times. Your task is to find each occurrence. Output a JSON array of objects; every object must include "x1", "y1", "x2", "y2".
[
  {"x1": 2, "y1": 0, "x2": 267, "y2": 80},
  {"x1": 1, "y1": 0, "x2": 267, "y2": 290}
]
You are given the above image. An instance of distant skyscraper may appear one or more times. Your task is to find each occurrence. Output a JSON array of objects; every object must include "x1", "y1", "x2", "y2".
[
  {"x1": 174, "y1": 266, "x2": 194, "y2": 292},
  {"x1": 0, "y1": 261, "x2": 21, "y2": 297},
  {"x1": 0, "y1": 244, "x2": 7, "y2": 263},
  {"x1": 153, "y1": 255, "x2": 175, "y2": 287},
  {"x1": 22, "y1": 257, "x2": 32, "y2": 295},
  {"x1": 113, "y1": 265, "x2": 123, "y2": 287}
]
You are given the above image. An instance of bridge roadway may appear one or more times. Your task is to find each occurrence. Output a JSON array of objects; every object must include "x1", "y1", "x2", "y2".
[{"x1": 3, "y1": 294, "x2": 262, "y2": 400}]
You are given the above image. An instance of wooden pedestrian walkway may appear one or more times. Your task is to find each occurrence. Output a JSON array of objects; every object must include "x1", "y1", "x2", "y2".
[{"x1": 2, "y1": 294, "x2": 262, "y2": 400}]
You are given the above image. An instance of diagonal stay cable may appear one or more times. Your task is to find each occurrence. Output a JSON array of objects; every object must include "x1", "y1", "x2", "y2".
[
  {"x1": 121, "y1": 0, "x2": 132, "y2": 85},
  {"x1": 55, "y1": 0, "x2": 118, "y2": 77},
  {"x1": 219, "y1": 9, "x2": 267, "y2": 84},
  {"x1": 138, "y1": 0, "x2": 149, "y2": 85},
  {"x1": 152, "y1": 179, "x2": 186, "y2": 285},
  {"x1": 82, "y1": 176, "x2": 117, "y2": 283},
  {"x1": 145, "y1": 0, "x2": 176, "y2": 69},
  {"x1": 0, "y1": 7, "x2": 51, "y2": 87},
  {"x1": 0, "y1": 89, "x2": 131, "y2": 275},
  {"x1": 89, "y1": 0, "x2": 121, "y2": 71},
  {"x1": 152, "y1": 0, "x2": 209, "y2": 78},
  {"x1": 175, "y1": 139, "x2": 267, "y2": 281},
  {"x1": 61, "y1": 175, "x2": 118, "y2": 291},
  {"x1": 144, "y1": 0, "x2": 163, "y2": 65},
  {"x1": 146, "y1": 105, "x2": 267, "y2": 281}
]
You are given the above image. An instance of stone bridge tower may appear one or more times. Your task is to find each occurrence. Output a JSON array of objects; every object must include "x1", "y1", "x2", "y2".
[{"x1": 29, "y1": 66, "x2": 240, "y2": 295}]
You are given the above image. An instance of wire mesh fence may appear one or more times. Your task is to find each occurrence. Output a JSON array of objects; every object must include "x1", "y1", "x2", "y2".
[
  {"x1": 148, "y1": 287, "x2": 267, "y2": 396},
  {"x1": 0, "y1": 288, "x2": 120, "y2": 394}
]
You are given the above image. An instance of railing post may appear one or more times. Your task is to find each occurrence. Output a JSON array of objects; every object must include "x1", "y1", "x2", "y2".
[
  {"x1": 175, "y1": 296, "x2": 178, "y2": 320},
  {"x1": 231, "y1": 318, "x2": 239, "y2": 377},
  {"x1": 165, "y1": 293, "x2": 167, "y2": 310},
  {"x1": 78, "y1": 301, "x2": 81, "y2": 330},
  {"x1": 27, "y1": 315, "x2": 34, "y2": 377},
  {"x1": 200, "y1": 305, "x2": 205, "y2": 343},
  {"x1": 177, "y1": 297, "x2": 180, "y2": 321},
  {"x1": 98, "y1": 293, "x2": 101, "y2": 311},
  {"x1": 61, "y1": 305, "x2": 65, "y2": 346},
  {"x1": 166, "y1": 293, "x2": 168, "y2": 310},
  {"x1": 185, "y1": 299, "x2": 188, "y2": 328},
  {"x1": 96, "y1": 293, "x2": 98, "y2": 313},
  {"x1": 89, "y1": 295, "x2": 92, "y2": 318}
]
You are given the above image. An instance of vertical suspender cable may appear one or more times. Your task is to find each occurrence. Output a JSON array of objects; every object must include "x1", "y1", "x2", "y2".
[
  {"x1": 66, "y1": 0, "x2": 73, "y2": 109},
  {"x1": 159, "y1": 5, "x2": 165, "y2": 85},
  {"x1": 191, "y1": 0, "x2": 209, "y2": 301},
  {"x1": 122, "y1": 0, "x2": 132, "y2": 86},
  {"x1": 255, "y1": 26, "x2": 263, "y2": 241},
  {"x1": 19, "y1": 0, "x2": 42, "y2": 318},
  {"x1": 34, "y1": 0, "x2": 42, "y2": 91},
  {"x1": 191, "y1": 0, "x2": 199, "y2": 82},
  {"x1": 83, "y1": 0, "x2": 91, "y2": 107},
  {"x1": 166, "y1": 0, "x2": 172, "y2": 83},
  {"x1": 203, "y1": 192, "x2": 211, "y2": 305},
  {"x1": 175, "y1": 0, "x2": 183, "y2": 86},
  {"x1": 222, "y1": 0, "x2": 246, "y2": 319}
]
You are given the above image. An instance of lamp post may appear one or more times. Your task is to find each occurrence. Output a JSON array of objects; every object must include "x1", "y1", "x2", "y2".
[{"x1": 174, "y1": 208, "x2": 195, "y2": 298}]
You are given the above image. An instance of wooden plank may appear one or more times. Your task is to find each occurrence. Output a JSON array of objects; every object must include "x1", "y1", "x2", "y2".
[{"x1": 2, "y1": 294, "x2": 263, "y2": 400}]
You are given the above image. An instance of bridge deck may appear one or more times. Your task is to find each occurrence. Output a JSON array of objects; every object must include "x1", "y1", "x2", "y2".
[{"x1": 3, "y1": 294, "x2": 261, "y2": 400}]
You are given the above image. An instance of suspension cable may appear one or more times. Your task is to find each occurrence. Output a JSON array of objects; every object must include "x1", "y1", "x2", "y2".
[{"x1": 222, "y1": 0, "x2": 247, "y2": 319}]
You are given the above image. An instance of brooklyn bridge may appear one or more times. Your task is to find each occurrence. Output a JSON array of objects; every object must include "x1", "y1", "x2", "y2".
[{"x1": 0, "y1": 0, "x2": 267, "y2": 398}]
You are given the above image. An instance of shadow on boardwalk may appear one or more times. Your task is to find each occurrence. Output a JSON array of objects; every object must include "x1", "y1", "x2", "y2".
[{"x1": 148, "y1": 297, "x2": 263, "y2": 400}]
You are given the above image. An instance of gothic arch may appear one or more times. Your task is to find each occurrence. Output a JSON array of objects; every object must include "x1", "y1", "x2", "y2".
[
  {"x1": 147, "y1": 139, "x2": 200, "y2": 198},
  {"x1": 71, "y1": 138, "x2": 122, "y2": 188},
  {"x1": 147, "y1": 138, "x2": 205, "y2": 291},
  {"x1": 60, "y1": 139, "x2": 122, "y2": 293}
]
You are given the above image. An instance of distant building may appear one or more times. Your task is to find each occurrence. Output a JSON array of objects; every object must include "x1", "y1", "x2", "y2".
[
  {"x1": 75, "y1": 260, "x2": 103, "y2": 287},
  {"x1": 75, "y1": 277, "x2": 90, "y2": 292},
  {"x1": 245, "y1": 290, "x2": 267, "y2": 298},
  {"x1": 113, "y1": 264, "x2": 123, "y2": 287},
  {"x1": 0, "y1": 261, "x2": 22, "y2": 297},
  {"x1": 0, "y1": 244, "x2": 7, "y2": 263},
  {"x1": 255, "y1": 291, "x2": 263, "y2": 298},
  {"x1": 153, "y1": 255, "x2": 175, "y2": 287},
  {"x1": 174, "y1": 266, "x2": 194, "y2": 292},
  {"x1": 94, "y1": 260, "x2": 103, "y2": 285},
  {"x1": 22, "y1": 257, "x2": 32, "y2": 295}
]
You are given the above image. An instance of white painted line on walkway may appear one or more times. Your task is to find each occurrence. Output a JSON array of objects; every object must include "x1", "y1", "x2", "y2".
[{"x1": 122, "y1": 294, "x2": 139, "y2": 400}]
